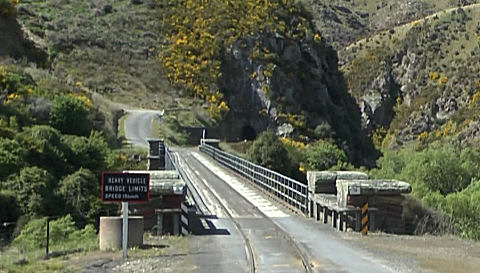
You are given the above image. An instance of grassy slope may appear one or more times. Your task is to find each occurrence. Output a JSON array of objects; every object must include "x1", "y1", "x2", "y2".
[
  {"x1": 303, "y1": 0, "x2": 477, "y2": 49},
  {"x1": 17, "y1": 0, "x2": 203, "y2": 113}
]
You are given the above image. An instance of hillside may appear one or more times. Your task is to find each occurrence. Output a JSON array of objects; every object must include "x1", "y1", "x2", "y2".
[
  {"x1": 0, "y1": 0, "x2": 148, "y2": 246},
  {"x1": 304, "y1": 0, "x2": 480, "y2": 49},
  {"x1": 341, "y1": 4, "x2": 480, "y2": 148},
  {"x1": 15, "y1": 0, "x2": 195, "y2": 111}
]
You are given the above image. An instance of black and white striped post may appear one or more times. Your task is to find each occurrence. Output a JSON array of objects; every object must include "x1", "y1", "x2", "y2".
[
  {"x1": 361, "y1": 202, "x2": 368, "y2": 235},
  {"x1": 180, "y1": 202, "x2": 189, "y2": 236}
]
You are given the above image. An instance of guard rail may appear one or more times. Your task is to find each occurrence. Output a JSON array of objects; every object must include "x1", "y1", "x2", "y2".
[{"x1": 199, "y1": 143, "x2": 308, "y2": 214}]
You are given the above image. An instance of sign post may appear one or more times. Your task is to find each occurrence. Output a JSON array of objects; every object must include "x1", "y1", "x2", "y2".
[
  {"x1": 122, "y1": 202, "x2": 128, "y2": 259},
  {"x1": 101, "y1": 172, "x2": 150, "y2": 259}
]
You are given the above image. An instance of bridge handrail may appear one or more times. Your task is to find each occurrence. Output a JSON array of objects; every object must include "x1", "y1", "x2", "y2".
[{"x1": 199, "y1": 143, "x2": 308, "y2": 214}]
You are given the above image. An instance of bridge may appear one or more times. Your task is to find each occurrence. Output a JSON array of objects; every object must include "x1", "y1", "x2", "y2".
[{"x1": 122, "y1": 110, "x2": 414, "y2": 273}]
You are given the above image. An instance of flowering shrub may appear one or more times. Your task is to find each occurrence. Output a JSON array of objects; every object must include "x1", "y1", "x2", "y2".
[{"x1": 158, "y1": 0, "x2": 318, "y2": 119}]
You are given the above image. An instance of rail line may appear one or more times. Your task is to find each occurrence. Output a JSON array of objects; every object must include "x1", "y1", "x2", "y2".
[{"x1": 177, "y1": 149, "x2": 314, "y2": 273}]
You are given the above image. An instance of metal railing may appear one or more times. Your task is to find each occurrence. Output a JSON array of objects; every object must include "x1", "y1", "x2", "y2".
[
  {"x1": 165, "y1": 144, "x2": 175, "y2": 171},
  {"x1": 199, "y1": 144, "x2": 308, "y2": 214}
]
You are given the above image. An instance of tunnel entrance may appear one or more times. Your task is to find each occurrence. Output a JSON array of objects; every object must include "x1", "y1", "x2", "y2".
[{"x1": 241, "y1": 125, "x2": 257, "y2": 141}]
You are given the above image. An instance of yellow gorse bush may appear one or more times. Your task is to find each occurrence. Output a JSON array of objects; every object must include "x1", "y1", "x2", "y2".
[
  {"x1": 159, "y1": 0, "x2": 316, "y2": 119},
  {"x1": 280, "y1": 137, "x2": 305, "y2": 148},
  {"x1": 70, "y1": 92, "x2": 93, "y2": 108}
]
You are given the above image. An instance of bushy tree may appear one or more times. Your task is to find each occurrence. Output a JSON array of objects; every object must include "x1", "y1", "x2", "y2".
[
  {"x1": 15, "y1": 125, "x2": 71, "y2": 178},
  {"x1": 247, "y1": 130, "x2": 290, "y2": 173},
  {"x1": 50, "y1": 95, "x2": 92, "y2": 136},
  {"x1": 0, "y1": 137, "x2": 27, "y2": 180},
  {"x1": 6, "y1": 167, "x2": 60, "y2": 216},
  {"x1": 304, "y1": 140, "x2": 347, "y2": 171},
  {"x1": 63, "y1": 131, "x2": 109, "y2": 174},
  {"x1": 442, "y1": 180, "x2": 480, "y2": 240},
  {"x1": 371, "y1": 141, "x2": 480, "y2": 240},
  {"x1": 401, "y1": 144, "x2": 471, "y2": 196},
  {"x1": 59, "y1": 168, "x2": 101, "y2": 219}
]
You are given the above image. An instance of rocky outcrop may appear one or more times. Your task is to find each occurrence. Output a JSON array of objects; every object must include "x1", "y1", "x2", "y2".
[
  {"x1": 0, "y1": 16, "x2": 48, "y2": 67},
  {"x1": 218, "y1": 32, "x2": 377, "y2": 165},
  {"x1": 343, "y1": 6, "x2": 480, "y2": 146}
]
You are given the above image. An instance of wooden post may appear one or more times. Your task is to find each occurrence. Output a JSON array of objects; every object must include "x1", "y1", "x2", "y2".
[{"x1": 46, "y1": 217, "x2": 50, "y2": 257}]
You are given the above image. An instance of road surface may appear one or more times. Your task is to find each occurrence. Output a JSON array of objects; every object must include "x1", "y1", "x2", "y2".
[
  {"x1": 124, "y1": 109, "x2": 162, "y2": 147},
  {"x1": 171, "y1": 148, "x2": 417, "y2": 273}
]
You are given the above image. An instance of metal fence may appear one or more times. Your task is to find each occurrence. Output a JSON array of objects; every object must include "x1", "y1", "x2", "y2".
[
  {"x1": 165, "y1": 144, "x2": 176, "y2": 171},
  {"x1": 199, "y1": 144, "x2": 309, "y2": 214}
]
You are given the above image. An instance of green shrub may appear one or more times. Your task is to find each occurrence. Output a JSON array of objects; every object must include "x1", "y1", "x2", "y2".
[
  {"x1": 371, "y1": 141, "x2": 480, "y2": 239},
  {"x1": 15, "y1": 125, "x2": 72, "y2": 177},
  {"x1": 314, "y1": 122, "x2": 335, "y2": 139},
  {"x1": 63, "y1": 131, "x2": 110, "y2": 174},
  {"x1": 13, "y1": 215, "x2": 97, "y2": 253},
  {"x1": 304, "y1": 140, "x2": 347, "y2": 171},
  {"x1": 442, "y1": 180, "x2": 480, "y2": 240},
  {"x1": 0, "y1": 137, "x2": 27, "y2": 180},
  {"x1": 247, "y1": 130, "x2": 290, "y2": 173},
  {"x1": 402, "y1": 143, "x2": 471, "y2": 196},
  {"x1": 59, "y1": 168, "x2": 101, "y2": 220},
  {"x1": 50, "y1": 95, "x2": 92, "y2": 136},
  {"x1": 6, "y1": 167, "x2": 60, "y2": 217}
]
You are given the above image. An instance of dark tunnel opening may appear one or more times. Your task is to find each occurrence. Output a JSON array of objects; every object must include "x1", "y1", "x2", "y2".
[{"x1": 241, "y1": 125, "x2": 257, "y2": 141}]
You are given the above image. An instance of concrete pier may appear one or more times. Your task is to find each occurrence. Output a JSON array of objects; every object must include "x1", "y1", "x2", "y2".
[{"x1": 99, "y1": 216, "x2": 144, "y2": 251}]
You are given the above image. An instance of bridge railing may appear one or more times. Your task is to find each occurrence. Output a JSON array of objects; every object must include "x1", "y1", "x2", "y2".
[
  {"x1": 199, "y1": 143, "x2": 308, "y2": 214},
  {"x1": 165, "y1": 144, "x2": 176, "y2": 171}
]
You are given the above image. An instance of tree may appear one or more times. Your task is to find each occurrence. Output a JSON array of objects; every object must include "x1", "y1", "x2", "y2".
[
  {"x1": 50, "y1": 95, "x2": 92, "y2": 136},
  {"x1": 6, "y1": 167, "x2": 60, "y2": 216},
  {"x1": 0, "y1": 137, "x2": 27, "y2": 180},
  {"x1": 304, "y1": 140, "x2": 347, "y2": 171},
  {"x1": 401, "y1": 144, "x2": 471, "y2": 196},
  {"x1": 63, "y1": 131, "x2": 109, "y2": 174},
  {"x1": 15, "y1": 125, "x2": 72, "y2": 178},
  {"x1": 247, "y1": 130, "x2": 290, "y2": 173},
  {"x1": 59, "y1": 168, "x2": 101, "y2": 219}
]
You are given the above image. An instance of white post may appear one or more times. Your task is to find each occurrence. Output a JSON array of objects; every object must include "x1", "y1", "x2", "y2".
[{"x1": 122, "y1": 202, "x2": 129, "y2": 259}]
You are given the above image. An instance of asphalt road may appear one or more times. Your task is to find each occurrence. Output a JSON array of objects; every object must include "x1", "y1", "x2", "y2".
[
  {"x1": 176, "y1": 149, "x2": 307, "y2": 273},
  {"x1": 124, "y1": 109, "x2": 162, "y2": 147},
  {"x1": 173, "y1": 149, "x2": 420, "y2": 273}
]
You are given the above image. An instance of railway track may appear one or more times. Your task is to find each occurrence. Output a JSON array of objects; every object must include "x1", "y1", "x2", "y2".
[{"x1": 175, "y1": 149, "x2": 313, "y2": 273}]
